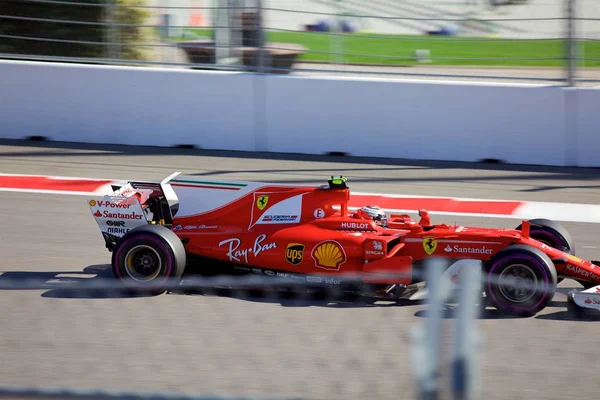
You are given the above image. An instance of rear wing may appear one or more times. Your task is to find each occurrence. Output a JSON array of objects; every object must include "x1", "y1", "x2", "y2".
[{"x1": 87, "y1": 172, "x2": 181, "y2": 251}]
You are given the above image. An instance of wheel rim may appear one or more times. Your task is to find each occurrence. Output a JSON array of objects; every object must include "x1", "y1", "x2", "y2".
[
  {"x1": 497, "y1": 263, "x2": 538, "y2": 303},
  {"x1": 124, "y1": 245, "x2": 162, "y2": 282}
]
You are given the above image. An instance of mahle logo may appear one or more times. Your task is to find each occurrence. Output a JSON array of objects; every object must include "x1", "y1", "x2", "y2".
[{"x1": 285, "y1": 243, "x2": 304, "y2": 265}]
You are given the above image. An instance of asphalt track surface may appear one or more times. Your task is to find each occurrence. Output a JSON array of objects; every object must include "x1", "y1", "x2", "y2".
[{"x1": 2, "y1": 139, "x2": 600, "y2": 400}]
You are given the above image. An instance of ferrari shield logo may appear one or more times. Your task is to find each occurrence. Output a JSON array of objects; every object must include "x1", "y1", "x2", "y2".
[
  {"x1": 423, "y1": 237, "x2": 437, "y2": 255},
  {"x1": 256, "y1": 195, "x2": 269, "y2": 210}
]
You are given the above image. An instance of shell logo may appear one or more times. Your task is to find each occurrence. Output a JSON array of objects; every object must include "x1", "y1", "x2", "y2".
[{"x1": 311, "y1": 240, "x2": 347, "y2": 270}]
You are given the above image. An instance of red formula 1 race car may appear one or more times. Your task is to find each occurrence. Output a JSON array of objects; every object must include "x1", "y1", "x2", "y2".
[{"x1": 87, "y1": 173, "x2": 600, "y2": 316}]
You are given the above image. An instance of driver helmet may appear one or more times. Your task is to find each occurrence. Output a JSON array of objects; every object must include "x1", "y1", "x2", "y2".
[{"x1": 358, "y1": 205, "x2": 388, "y2": 226}]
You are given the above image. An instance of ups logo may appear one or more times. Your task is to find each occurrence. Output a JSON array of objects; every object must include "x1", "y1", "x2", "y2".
[{"x1": 285, "y1": 243, "x2": 304, "y2": 265}]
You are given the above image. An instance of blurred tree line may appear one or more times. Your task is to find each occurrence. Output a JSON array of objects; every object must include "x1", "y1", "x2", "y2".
[{"x1": 0, "y1": 0, "x2": 154, "y2": 61}]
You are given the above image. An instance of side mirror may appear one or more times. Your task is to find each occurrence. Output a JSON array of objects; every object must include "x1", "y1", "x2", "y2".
[{"x1": 418, "y1": 209, "x2": 431, "y2": 226}]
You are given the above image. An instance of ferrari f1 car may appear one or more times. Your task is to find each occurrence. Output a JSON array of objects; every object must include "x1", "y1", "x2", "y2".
[{"x1": 87, "y1": 173, "x2": 600, "y2": 316}]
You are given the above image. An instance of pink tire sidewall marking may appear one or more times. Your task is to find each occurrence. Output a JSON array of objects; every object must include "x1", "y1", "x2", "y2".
[{"x1": 486, "y1": 253, "x2": 552, "y2": 313}]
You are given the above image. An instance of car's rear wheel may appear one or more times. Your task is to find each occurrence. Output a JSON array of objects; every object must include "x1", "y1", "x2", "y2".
[
  {"x1": 485, "y1": 244, "x2": 557, "y2": 317},
  {"x1": 112, "y1": 225, "x2": 186, "y2": 295},
  {"x1": 516, "y1": 218, "x2": 574, "y2": 284}
]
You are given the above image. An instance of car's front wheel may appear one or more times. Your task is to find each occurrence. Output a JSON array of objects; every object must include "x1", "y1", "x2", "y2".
[{"x1": 484, "y1": 244, "x2": 557, "y2": 317}]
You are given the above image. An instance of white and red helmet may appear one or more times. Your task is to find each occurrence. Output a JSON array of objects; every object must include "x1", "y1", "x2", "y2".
[{"x1": 357, "y1": 205, "x2": 387, "y2": 226}]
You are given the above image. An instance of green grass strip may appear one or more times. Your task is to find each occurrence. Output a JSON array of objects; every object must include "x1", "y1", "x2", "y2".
[{"x1": 179, "y1": 29, "x2": 599, "y2": 67}]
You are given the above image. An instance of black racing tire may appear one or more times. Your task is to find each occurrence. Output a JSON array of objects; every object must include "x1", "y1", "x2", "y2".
[
  {"x1": 484, "y1": 244, "x2": 557, "y2": 317},
  {"x1": 516, "y1": 218, "x2": 574, "y2": 252},
  {"x1": 111, "y1": 224, "x2": 187, "y2": 295},
  {"x1": 516, "y1": 218, "x2": 574, "y2": 284}
]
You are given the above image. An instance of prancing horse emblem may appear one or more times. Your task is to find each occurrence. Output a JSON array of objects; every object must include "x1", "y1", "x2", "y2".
[
  {"x1": 423, "y1": 237, "x2": 437, "y2": 255},
  {"x1": 256, "y1": 195, "x2": 269, "y2": 211}
]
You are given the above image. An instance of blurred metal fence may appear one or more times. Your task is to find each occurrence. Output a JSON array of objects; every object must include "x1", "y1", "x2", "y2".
[
  {"x1": 0, "y1": 261, "x2": 486, "y2": 400},
  {"x1": 0, "y1": 0, "x2": 599, "y2": 85}
]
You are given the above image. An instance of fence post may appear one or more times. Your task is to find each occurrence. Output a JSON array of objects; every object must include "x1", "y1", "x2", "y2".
[
  {"x1": 332, "y1": 0, "x2": 343, "y2": 68},
  {"x1": 410, "y1": 258, "x2": 445, "y2": 400},
  {"x1": 252, "y1": 0, "x2": 268, "y2": 152},
  {"x1": 566, "y1": 0, "x2": 577, "y2": 86},
  {"x1": 451, "y1": 262, "x2": 483, "y2": 400},
  {"x1": 256, "y1": 0, "x2": 265, "y2": 73},
  {"x1": 104, "y1": 0, "x2": 117, "y2": 60}
]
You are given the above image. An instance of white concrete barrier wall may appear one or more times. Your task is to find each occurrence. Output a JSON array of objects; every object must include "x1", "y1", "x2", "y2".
[
  {"x1": 0, "y1": 59, "x2": 598, "y2": 167},
  {"x1": 0, "y1": 61, "x2": 257, "y2": 151},
  {"x1": 264, "y1": 76, "x2": 570, "y2": 165},
  {"x1": 575, "y1": 88, "x2": 600, "y2": 167}
]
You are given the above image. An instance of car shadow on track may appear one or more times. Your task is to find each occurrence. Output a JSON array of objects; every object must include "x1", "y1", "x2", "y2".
[
  {"x1": 170, "y1": 285, "x2": 421, "y2": 309},
  {"x1": 4, "y1": 266, "x2": 598, "y2": 320},
  {"x1": 535, "y1": 311, "x2": 600, "y2": 322},
  {"x1": 413, "y1": 301, "x2": 568, "y2": 320},
  {"x1": 0, "y1": 265, "x2": 159, "y2": 299},
  {"x1": 31, "y1": 264, "x2": 421, "y2": 307},
  {"x1": 411, "y1": 288, "x2": 581, "y2": 320},
  {"x1": 0, "y1": 265, "x2": 426, "y2": 308},
  {"x1": 0, "y1": 265, "x2": 420, "y2": 306},
  {"x1": 413, "y1": 305, "x2": 540, "y2": 320},
  {"x1": 171, "y1": 284, "x2": 565, "y2": 317}
]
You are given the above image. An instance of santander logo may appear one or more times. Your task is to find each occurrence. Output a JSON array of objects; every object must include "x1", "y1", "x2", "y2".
[{"x1": 444, "y1": 244, "x2": 493, "y2": 255}]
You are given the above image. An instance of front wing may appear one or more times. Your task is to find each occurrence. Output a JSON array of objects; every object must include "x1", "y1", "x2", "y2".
[{"x1": 570, "y1": 285, "x2": 600, "y2": 311}]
